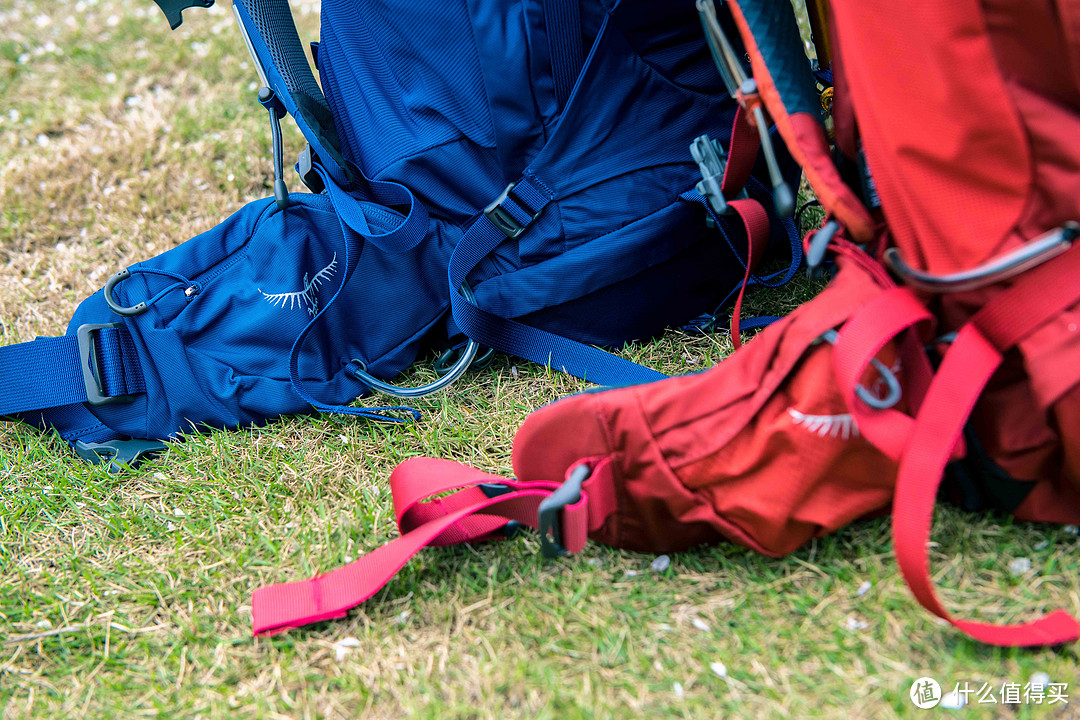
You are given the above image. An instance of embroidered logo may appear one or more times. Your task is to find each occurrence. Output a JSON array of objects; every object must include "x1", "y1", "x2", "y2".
[
  {"x1": 787, "y1": 408, "x2": 861, "y2": 440},
  {"x1": 259, "y1": 254, "x2": 337, "y2": 317}
]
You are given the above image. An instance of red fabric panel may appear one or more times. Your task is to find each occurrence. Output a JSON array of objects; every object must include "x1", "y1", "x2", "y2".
[
  {"x1": 829, "y1": 0, "x2": 1031, "y2": 274},
  {"x1": 514, "y1": 260, "x2": 898, "y2": 557}
]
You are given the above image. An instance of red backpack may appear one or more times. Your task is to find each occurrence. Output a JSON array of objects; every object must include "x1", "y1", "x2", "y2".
[{"x1": 252, "y1": 0, "x2": 1080, "y2": 646}]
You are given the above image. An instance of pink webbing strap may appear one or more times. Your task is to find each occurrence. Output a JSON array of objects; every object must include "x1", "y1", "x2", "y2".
[
  {"x1": 252, "y1": 456, "x2": 618, "y2": 636},
  {"x1": 838, "y1": 243, "x2": 1080, "y2": 646},
  {"x1": 893, "y1": 324, "x2": 1080, "y2": 646},
  {"x1": 727, "y1": 198, "x2": 770, "y2": 350}
]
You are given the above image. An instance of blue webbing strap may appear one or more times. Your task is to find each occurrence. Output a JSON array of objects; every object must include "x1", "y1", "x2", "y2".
[
  {"x1": 0, "y1": 325, "x2": 144, "y2": 416},
  {"x1": 544, "y1": 0, "x2": 585, "y2": 108},
  {"x1": 448, "y1": 176, "x2": 668, "y2": 387}
]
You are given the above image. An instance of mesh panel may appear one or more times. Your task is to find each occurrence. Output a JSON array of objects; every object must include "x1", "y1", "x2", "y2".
[
  {"x1": 243, "y1": 0, "x2": 345, "y2": 163},
  {"x1": 245, "y1": 0, "x2": 329, "y2": 115}
]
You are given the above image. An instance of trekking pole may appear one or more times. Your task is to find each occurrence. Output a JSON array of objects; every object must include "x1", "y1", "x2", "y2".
[{"x1": 697, "y1": 0, "x2": 794, "y2": 216}]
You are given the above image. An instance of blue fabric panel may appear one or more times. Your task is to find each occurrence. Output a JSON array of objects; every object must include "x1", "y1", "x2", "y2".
[
  {"x1": 526, "y1": 16, "x2": 734, "y2": 200},
  {"x1": 57, "y1": 191, "x2": 452, "y2": 440},
  {"x1": 317, "y1": 0, "x2": 497, "y2": 179}
]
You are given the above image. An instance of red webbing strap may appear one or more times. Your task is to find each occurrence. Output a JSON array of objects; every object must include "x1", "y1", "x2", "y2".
[
  {"x1": 892, "y1": 324, "x2": 1080, "y2": 645},
  {"x1": 252, "y1": 457, "x2": 617, "y2": 636},
  {"x1": 882, "y1": 244, "x2": 1080, "y2": 646},
  {"x1": 727, "y1": 198, "x2": 770, "y2": 350},
  {"x1": 721, "y1": 107, "x2": 761, "y2": 197},
  {"x1": 832, "y1": 287, "x2": 935, "y2": 460}
]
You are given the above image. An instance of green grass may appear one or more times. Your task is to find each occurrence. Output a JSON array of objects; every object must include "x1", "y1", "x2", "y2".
[{"x1": 2, "y1": 2, "x2": 1079, "y2": 718}]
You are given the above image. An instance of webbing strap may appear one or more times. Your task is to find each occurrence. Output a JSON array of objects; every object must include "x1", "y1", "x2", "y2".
[
  {"x1": 448, "y1": 176, "x2": 668, "y2": 387},
  {"x1": 838, "y1": 242, "x2": 1080, "y2": 646},
  {"x1": 0, "y1": 325, "x2": 144, "y2": 416},
  {"x1": 726, "y1": 197, "x2": 770, "y2": 350},
  {"x1": 252, "y1": 456, "x2": 618, "y2": 635},
  {"x1": 721, "y1": 107, "x2": 761, "y2": 197},
  {"x1": 832, "y1": 287, "x2": 934, "y2": 461},
  {"x1": 544, "y1": 0, "x2": 585, "y2": 108}
]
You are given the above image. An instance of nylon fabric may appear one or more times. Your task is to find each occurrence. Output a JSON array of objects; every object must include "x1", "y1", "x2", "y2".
[{"x1": 6, "y1": 0, "x2": 800, "y2": 457}]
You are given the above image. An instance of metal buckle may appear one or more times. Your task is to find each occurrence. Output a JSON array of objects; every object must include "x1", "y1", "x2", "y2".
[
  {"x1": 76, "y1": 323, "x2": 136, "y2": 406},
  {"x1": 885, "y1": 223, "x2": 1078, "y2": 293},
  {"x1": 74, "y1": 439, "x2": 167, "y2": 472},
  {"x1": 537, "y1": 464, "x2": 592, "y2": 559},
  {"x1": 484, "y1": 183, "x2": 543, "y2": 240}
]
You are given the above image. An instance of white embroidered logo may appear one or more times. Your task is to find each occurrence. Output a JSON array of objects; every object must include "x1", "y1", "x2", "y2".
[
  {"x1": 259, "y1": 254, "x2": 337, "y2": 317},
  {"x1": 787, "y1": 408, "x2": 861, "y2": 440}
]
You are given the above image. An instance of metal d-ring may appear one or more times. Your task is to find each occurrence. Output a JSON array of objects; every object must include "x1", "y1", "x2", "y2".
[
  {"x1": 820, "y1": 329, "x2": 902, "y2": 410},
  {"x1": 346, "y1": 283, "x2": 484, "y2": 398}
]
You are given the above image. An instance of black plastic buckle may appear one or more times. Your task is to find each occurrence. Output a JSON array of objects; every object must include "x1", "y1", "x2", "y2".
[
  {"x1": 479, "y1": 483, "x2": 524, "y2": 538},
  {"x1": 298, "y1": 144, "x2": 325, "y2": 194},
  {"x1": 76, "y1": 323, "x2": 136, "y2": 406},
  {"x1": 152, "y1": 0, "x2": 214, "y2": 30},
  {"x1": 537, "y1": 464, "x2": 592, "y2": 559},
  {"x1": 484, "y1": 183, "x2": 543, "y2": 240},
  {"x1": 74, "y1": 438, "x2": 167, "y2": 472}
]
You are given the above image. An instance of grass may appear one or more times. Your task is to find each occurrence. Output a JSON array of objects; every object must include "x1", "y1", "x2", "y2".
[{"x1": 1, "y1": 1, "x2": 1079, "y2": 718}]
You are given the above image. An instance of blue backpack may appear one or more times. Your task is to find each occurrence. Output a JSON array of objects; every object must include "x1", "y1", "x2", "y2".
[{"x1": 0, "y1": 0, "x2": 801, "y2": 468}]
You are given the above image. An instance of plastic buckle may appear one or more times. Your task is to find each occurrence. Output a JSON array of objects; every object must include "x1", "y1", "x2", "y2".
[
  {"x1": 478, "y1": 483, "x2": 524, "y2": 538},
  {"x1": 806, "y1": 219, "x2": 840, "y2": 278},
  {"x1": 74, "y1": 438, "x2": 167, "y2": 472},
  {"x1": 298, "y1": 144, "x2": 325, "y2": 194},
  {"x1": 76, "y1": 323, "x2": 136, "y2": 406},
  {"x1": 74, "y1": 438, "x2": 166, "y2": 472},
  {"x1": 484, "y1": 183, "x2": 542, "y2": 240},
  {"x1": 537, "y1": 464, "x2": 592, "y2": 559},
  {"x1": 690, "y1": 134, "x2": 731, "y2": 219},
  {"x1": 151, "y1": 0, "x2": 214, "y2": 30}
]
